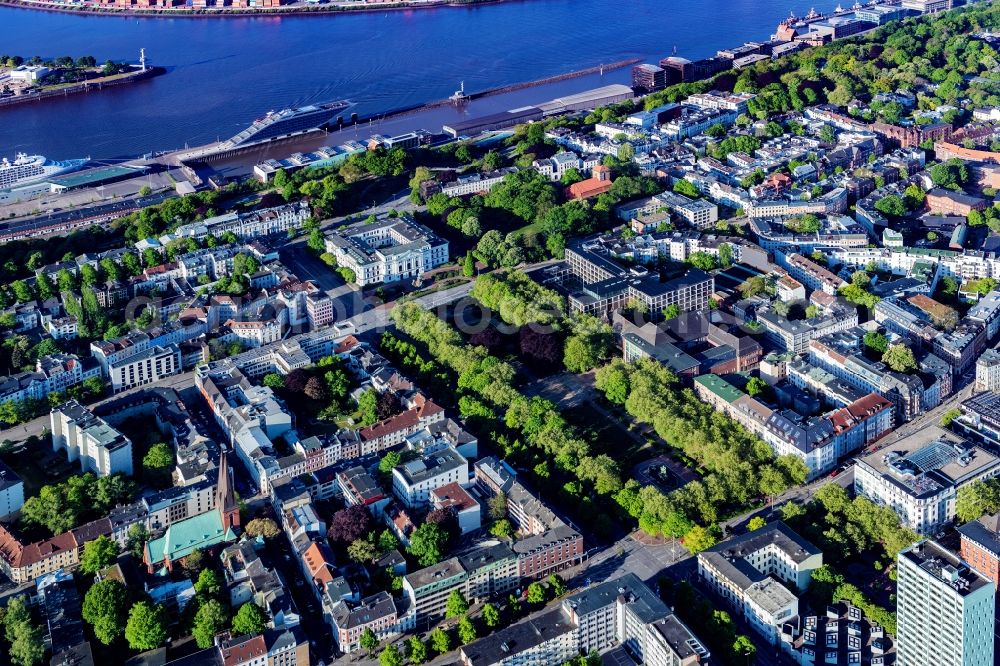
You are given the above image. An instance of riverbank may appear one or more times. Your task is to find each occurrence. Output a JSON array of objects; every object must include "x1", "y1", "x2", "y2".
[
  {"x1": 0, "y1": 0, "x2": 510, "y2": 18},
  {"x1": 0, "y1": 66, "x2": 166, "y2": 109}
]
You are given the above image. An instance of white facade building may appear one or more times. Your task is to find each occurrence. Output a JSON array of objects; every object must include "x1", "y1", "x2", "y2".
[
  {"x1": 392, "y1": 446, "x2": 468, "y2": 510},
  {"x1": 698, "y1": 522, "x2": 822, "y2": 645},
  {"x1": 854, "y1": 428, "x2": 1000, "y2": 533},
  {"x1": 325, "y1": 215, "x2": 449, "y2": 287},
  {"x1": 51, "y1": 400, "x2": 134, "y2": 477}
]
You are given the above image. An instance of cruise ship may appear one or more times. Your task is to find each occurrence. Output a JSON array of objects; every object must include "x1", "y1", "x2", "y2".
[
  {"x1": 224, "y1": 100, "x2": 351, "y2": 149},
  {"x1": 0, "y1": 153, "x2": 89, "y2": 191}
]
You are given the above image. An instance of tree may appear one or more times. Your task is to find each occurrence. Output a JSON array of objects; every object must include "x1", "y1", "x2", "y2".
[
  {"x1": 745, "y1": 377, "x2": 769, "y2": 397},
  {"x1": 882, "y1": 344, "x2": 917, "y2": 373},
  {"x1": 487, "y1": 492, "x2": 508, "y2": 521},
  {"x1": 673, "y1": 179, "x2": 700, "y2": 198},
  {"x1": 194, "y1": 568, "x2": 223, "y2": 597},
  {"x1": 526, "y1": 582, "x2": 546, "y2": 604},
  {"x1": 379, "y1": 645, "x2": 404, "y2": 666},
  {"x1": 941, "y1": 408, "x2": 962, "y2": 427},
  {"x1": 8, "y1": 623, "x2": 44, "y2": 666},
  {"x1": 458, "y1": 615, "x2": 478, "y2": 644},
  {"x1": 595, "y1": 361, "x2": 630, "y2": 405},
  {"x1": 430, "y1": 627, "x2": 452, "y2": 654},
  {"x1": 262, "y1": 373, "x2": 285, "y2": 390},
  {"x1": 329, "y1": 505, "x2": 372, "y2": 543},
  {"x1": 863, "y1": 330, "x2": 888, "y2": 354},
  {"x1": 682, "y1": 525, "x2": 717, "y2": 554},
  {"x1": 348, "y1": 538, "x2": 377, "y2": 563},
  {"x1": 719, "y1": 243, "x2": 733, "y2": 267},
  {"x1": 5, "y1": 596, "x2": 44, "y2": 666},
  {"x1": 874, "y1": 194, "x2": 907, "y2": 217},
  {"x1": 82, "y1": 578, "x2": 129, "y2": 645},
  {"x1": 80, "y1": 535, "x2": 119, "y2": 574},
  {"x1": 126, "y1": 524, "x2": 150, "y2": 560},
  {"x1": 408, "y1": 522, "x2": 448, "y2": 566},
  {"x1": 301, "y1": 376, "x2": 325, "y2": 402},
  {"x1": 357, "y1": 388, "x2": 380, "y2": 426},
  {"x1": 125, "y1": 601, "x2": 168, "y2": 651},
  {"x1": 956, "y1": 478, "x2": 1000, "y2": 523},
  {"x1": 463, "y1": 252, "x2": 475, "y2": 277},
  {"x1": 232, "y1": 602, "x2": 268, "y2": 636},
  {"x1": 747, "y1": 516, "x2": 767, "y2": 531},
  {"x1": 359, "y1": 627, "x2": 379, "y2": 654},
  {"x1": 182, "y1": 548, "x2": 206, "y2": 577},
  {"x1": 688, "y1": 252, "x2": 716, "y2": 271},
  {"x1": 407, "y1": 636, "x2": 429, "y2": 664},
  {"x1": 733, "y1": 634, "x2": 757, "y2": 662},
  {"x1": 192, "y1": 599, "x2": 230, "y2": 648},
  {"x1": 446, "y1": 589, "x2": 469, "y2": 618},
  {"x1": 563, "y1": 314, "x2": 613, "y2": 373},
  {"x1": 490, "y1": 518, "x2": 514, "y2": 539},
  {"x1": 548, "y1": 574, "x2": 567, "y2": 596},
  {"x1": 519, "y1": 326, "x2": 561, "y2": 365},
  {"x1": 142, "y1": 442, "x2": 174, "y2": 485},
  {"x1": 244, "y1": 517, "x2": 280, "y2": 539},
  {"x1": 481, "y1": 602, "x2": 500, "y2": 628}
]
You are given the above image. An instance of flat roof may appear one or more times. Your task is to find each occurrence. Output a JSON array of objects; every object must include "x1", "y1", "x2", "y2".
[
  {"x1": 901, "y1": 540, "x2": 991, "y2": 597},
  {"x1": 857, "y1": 427, "x2": 999, "y2": 498},
  {"x1": 49, "y1": 165, "x2": 148, "y2": 189}
]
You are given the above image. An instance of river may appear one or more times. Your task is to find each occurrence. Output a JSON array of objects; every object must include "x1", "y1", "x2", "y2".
[{"x1": 0, "y1": 0, "x2": 839, "y2": 160}]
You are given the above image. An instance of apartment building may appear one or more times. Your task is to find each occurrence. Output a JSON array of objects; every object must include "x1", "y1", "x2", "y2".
[
  {"x1": 0, "y1": 460, "x2": 24, "y2": 520},
  {"x1": 474, "y1": 457, "x2": 585, "y2": 578},
  {"x1": 784, "y1": 253, "x2": 847, "y2": 295},
  {"x1": 106, "y1": 343, "x2": 182, "y2": 393},
  {"x1": 51, "y1": 400, "x2": 134, "y2": 477},
  {"x1": 461, "y1": 573, "x2": 709, "y2": 666},
  {"x1": 756, "y1": 305, "x2": 858, "y2": 354},
  {"x1": 168, "y1": 201, "x2": 311, "y2": 242},
  {"x1": 403, "y1": 543, "x2": 518, "y2": 623},
  {"x1": 328, "y1": 591, "x2": 407, "y2": 654},
  {"x1": 226, "y1": 318, "x2": 284, "y2": 349},
  {"x1": 976, "y1": 349, "x2": 1000, "y2": 393},
  {"x1": 0, "y1": 352, "x2": 101, "y2": 407},
  {"x1": 897, "y1": 540, "x2": 994, "y2": 666},
  {"x1": 391, "y1": 446, "x2": 468, "y2": 510},
  {"x1": 324, "y1": 215, "x2": 449, "y2": 287},
  {"x1": 655, "y1": 191, "x2": 719, "y2": 228},
  {"x1": 698, "y1": 522, "x2": 822, "y2": 644},
  {"x1": 430, "y1": 483, "x2": 481, "y2": 534},
  {"x1": 564, "y1": 240, "x2": 714, "y2": 317},
  {"x1": 958, "y1": 513, "x2": 1000, "y2": 588},
  {"x1": 442, "y1": 168, "x2": 518, "y2": 197}
]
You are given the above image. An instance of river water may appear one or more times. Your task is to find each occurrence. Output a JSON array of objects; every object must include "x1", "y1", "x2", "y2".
[{"x1": 0, "y1": 0, "x2": 837, "y2": 159}]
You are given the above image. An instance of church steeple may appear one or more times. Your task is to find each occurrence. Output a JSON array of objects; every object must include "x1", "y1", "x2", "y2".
[{"x1": 216, "y1": 449, "x2": 240, "y2": 531}]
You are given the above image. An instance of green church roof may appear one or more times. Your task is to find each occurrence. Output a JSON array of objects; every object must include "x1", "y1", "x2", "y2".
[{"x1": 145, "y1": 510, "x2": 237, "y2": 565}]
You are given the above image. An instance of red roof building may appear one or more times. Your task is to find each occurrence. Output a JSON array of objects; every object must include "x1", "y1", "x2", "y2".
[{"x1": 566, "y1": 165, "x2": 614, "y2": 200}]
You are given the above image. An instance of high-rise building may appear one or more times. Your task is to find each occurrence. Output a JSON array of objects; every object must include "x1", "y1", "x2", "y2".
[{"x1": 896, "y1": 540, "x2": 994, "y2": 666}]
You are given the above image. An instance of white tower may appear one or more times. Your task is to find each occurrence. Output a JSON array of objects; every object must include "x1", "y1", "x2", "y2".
[{"x1": 139, "y1": 48, "x2": 147, "y2": 72}]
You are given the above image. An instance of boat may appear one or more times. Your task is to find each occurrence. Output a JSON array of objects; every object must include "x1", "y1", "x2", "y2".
[
  {"x1": 0, "y1": 153, "x2": 89, "y2": 191},
  {"x1": 224, "y1": 100, "x2": 352, "y2": 149}
]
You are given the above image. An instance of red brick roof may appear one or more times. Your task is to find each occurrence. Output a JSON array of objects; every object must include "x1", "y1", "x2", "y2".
[
  {"x1": 430, "y1": 482, "x2": 478, "y2": 512},
  {"x1": 359, "y1": 399, "x2": 442, "y2": 441},
  {"x1": 221, "y1": 635, "x2": 267, "y2": 666},
  {"x1": 566, "y1": 178, "x2": 614, "y2": 200},
  {"x1": 302, "y1": 542, "x2": 336, "y2": 587}
]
